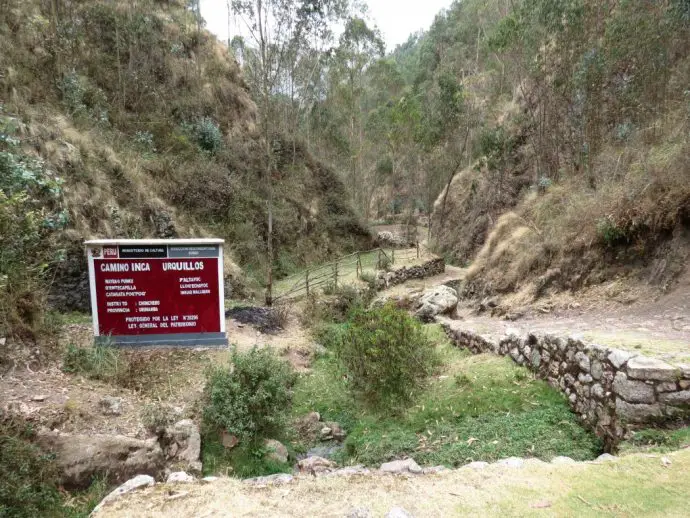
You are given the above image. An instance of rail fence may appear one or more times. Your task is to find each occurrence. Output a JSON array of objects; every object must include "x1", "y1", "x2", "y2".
[{"x1": 274, "y1": 245, "x2": 427, "y2": 302}]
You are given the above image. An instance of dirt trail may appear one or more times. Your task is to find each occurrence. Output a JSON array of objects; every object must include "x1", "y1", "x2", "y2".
[{"x1": 94, "y1": 449, "x2": 690, "y2": 517}]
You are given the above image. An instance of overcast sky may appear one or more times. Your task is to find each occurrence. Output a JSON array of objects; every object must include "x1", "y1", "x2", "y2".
[{"x1": 200, "y1": 0, "x2": 454, "y2": 52}]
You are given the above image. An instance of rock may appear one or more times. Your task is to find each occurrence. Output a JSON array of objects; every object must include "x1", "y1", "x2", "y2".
[
  {"x1": 298, "y1": 456, "x2": 336, "y2": 474},
  {"x1": 99, "y1": 396, "x2": 123, "y2": 416},
  {"x1": 164, "y1": 420, "x2": 202, "y2": 473},
  {"x1": 385, "y1": 507, "x2": 414, "y2": 518},
  {"x1": 90, "y1": 475, "x2": 155, "y2": 514},
  {"x1": 414, "y1": 286, "x2": 458, "y2": 320},
  {"x1": 31, "y1": 394, "x2": 49, "y2": 402},
  {"x1": 680, "y1": 380, "x2": 690, "y2": 390},
  {"x1": 264, "y1": 439, "x2": 288, "y2": 464},
  {"x1": 661, "y1": 456, "x2": 672, "y2": 467},
  {"x1": 497, "y1": 457, "x2": 524, "y2": 468},
  {"x1": 591, "y1": 384, "x2": 605, "y2": 399},
  {"x1": 627, "y1": 357, "x2": 679, "y2": 382},
  {"x1": 166, "y1": 471, "x2": 195, "y2": 484},
  {"x1": 347, "y1": 508, "x2": 373, "y2": 518},
  {"x1": 221, "y1": 431, "x2": 239, "y2": 450},
  {"x1": 608, "y1": 349, "x2": 635, "y2": 369},
  {"x1": 656, "y1": 382, "x2": 678, "y2": 392},
  {"x1": 575, "y1": 352, "x2": 590, "y2": 372},
  {"x1": 464, "y1": 461, "x2": 489, "y2": 470},
  {"x1": 422, "y1": 465, "x2": 447, "y2": 475},
  {"x1": 591, "y1": 360, "x2": 604, "y2": 380},
  {"x1": 244, "y1": 473, "x2": 293, "y2": 486},
  {"x1": 551, "y1": 456, "x2": 575, "y2": 465},
  {"x1": 615, "y1": 398, "x2": 663, "y2": 423},
  {"x1": 595, "y1": 454, "x2": 617, "y2": 462},
  {"x1": 380, "y1": 458, "x2": 422, "y2": 475},
  {"x1": 530, "y1": 349, "x2": 542, "y2": 369},
  {"x1": 201, "y1": 476, "x2": 219, "y2": 483},
  {"x1": 320, "y1": 421, "x2": 346, "y2": 441},
  {"x1": 612, "y1": 372, "x2": 656, "y2": 404},
  {"x1": 578, "y1": 373, "x2": 593, "y2": 384},
  {"x1": 677, "y1": 364, "x2": 690, "y2": 379},
  {"x1": 658, "y1": 390, "x2": 690, "y2": 405},
  {"x1": 36, "y1": 430, "x2": 164, "y2": 489}
]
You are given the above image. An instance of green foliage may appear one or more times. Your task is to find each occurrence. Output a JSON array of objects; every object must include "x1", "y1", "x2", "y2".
[
  {"x1": 202, "y1": 347, "x2": 296, "y2": 442},
  {"x1": 620, "y1": 426, "x2": 690, "y2": 453},
  {"x1": 201, "y1": 430, "x2": 292, "y2": 478},
  {"x1": 293, "y1": 325, "x2": 602, "y2": 467},
  {"x1": 192, "y1": 117, "x2": 223, "y2": 153},
  {"x1": 0, "y1": 422, "x2": 61, "y2": 518},
  {"x1": 331, "y1": 305, "x2": 438, "y2": 408},
  {"x1": 596, "y1": 216, "x2": 628, "y2": 246},
  {"x1": 62, "y1": 343, "x2": 127, "y2": 382}
]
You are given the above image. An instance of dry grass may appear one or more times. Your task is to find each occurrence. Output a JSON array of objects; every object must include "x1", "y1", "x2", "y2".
[{"x1": 94, "y1": 448, "x2": 690, "y2": 517}]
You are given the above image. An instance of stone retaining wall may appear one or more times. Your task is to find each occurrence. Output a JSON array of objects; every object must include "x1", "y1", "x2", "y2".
[
  {"x1": 378, "y1": 258, "x2": 445, "y2": 289},
  {"x1": 441, "y1": 321, "x2": 690, "y2": 445}
]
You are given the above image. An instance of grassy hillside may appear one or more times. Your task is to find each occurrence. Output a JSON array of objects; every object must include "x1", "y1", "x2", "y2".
[
  {"x1": 426, "y1": 0, "x2": 690, "y2": 299},
  {"x1": 0, "y1": 0, "x2": 369, "y2": 344}
]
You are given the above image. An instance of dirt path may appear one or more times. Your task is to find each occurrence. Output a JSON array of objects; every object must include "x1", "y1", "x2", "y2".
[{"x1": 95, "y1": 449, "x2": 690, "y2": 517}]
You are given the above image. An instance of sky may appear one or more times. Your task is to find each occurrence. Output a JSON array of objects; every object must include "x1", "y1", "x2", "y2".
[{"x1": 200, "y1": 0, "x2": 454, "y2": 52}]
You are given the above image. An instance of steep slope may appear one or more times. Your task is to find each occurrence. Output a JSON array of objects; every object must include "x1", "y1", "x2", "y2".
[{"x1": 0, "y1": 0, "x2": 369, "y2": 343}]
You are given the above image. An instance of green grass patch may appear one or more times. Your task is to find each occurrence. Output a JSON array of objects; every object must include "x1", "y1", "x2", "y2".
[
  {"x1": 292, "y1": 324, "x2": 602, "y2": 467},
  {"x1": 201, "y1": 429, "x2": 292, "y2": 479},
  {"x1": 618, "y1": 426, "x2": 690, "y2": 454}
]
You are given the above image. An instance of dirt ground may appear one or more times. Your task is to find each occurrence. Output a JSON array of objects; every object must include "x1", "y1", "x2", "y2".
[{"x1": 94, "y1": 449, "x2": 690, "y2": 518}]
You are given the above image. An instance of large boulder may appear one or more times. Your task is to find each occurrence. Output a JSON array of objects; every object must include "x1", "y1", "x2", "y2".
[
  {"x1": 414, "y1": 285, "x2": 458, "y2": 321},
  {"x1": 36, "y1": 430, "x2": 164, "y2": 489},
  {"x1": 162, "y1": 419, "x2": 202, "y2": 474},
  {"x1": 264, "y1": 439, "x2": 289, "y2": 464}
]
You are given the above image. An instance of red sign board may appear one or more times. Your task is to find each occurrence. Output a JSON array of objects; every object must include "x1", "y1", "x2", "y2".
[{"x1": 86, "y1": 241, "x2": 227, "y2": 347}]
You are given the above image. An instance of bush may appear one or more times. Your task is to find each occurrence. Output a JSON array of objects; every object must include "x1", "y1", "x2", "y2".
[
  {"x1": 194, "y1": 117, "x2": 223, "y2": 153},
  {"x1": 596, "y1": 216, "x2": 628, "y2": 246},
  {"x1": 0, "y1": 422, "x2": 61, "y2": 518},
  {"x1": 335, "y1": 304, "x2": 438, "y2": 408},
  {"x1": 203, "y1": 347, "x2": 296, "y2": 442},
  {"x1": 62, "y1": 343, "x2": 127, "y2": 382}
]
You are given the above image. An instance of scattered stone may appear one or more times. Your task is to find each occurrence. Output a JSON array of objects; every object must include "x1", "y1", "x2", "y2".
[
  {"x1": 263, "y1": 439, "x2": 289, "y2": 464},
  {"x1": 320, "y1": 421, "x2": 346, "y2": 441},
  {"x1": 36, "y1": 430, "x2": 164, "y2": 489},
  {"x1": 608, "y1": 349, "x2": 635, "y2": 369},
  {"x1": 298, "y1": 456, "x2": 336, "y2": 474},
  {"x1": 31, "y1": 395, "x2": 48, "y2": 402},
  {"x1": 497, "y1": 457, "x2": 524, "y2": 469},
  {"x1": 612, "y1": 372, "x2": 656, "y2": 404},
  {"x1": 221, "y1": 431, "x2": 239, "y2": 450},
  {"x1": 99, "y1": 396, "x2": 123, "y2": 416},
  {"x1": 615, "y1": 398, "x2": 662, "y2": 423},
  {"x1": 627, "y1": 357, "x2": 679, "y2": 382},
  {"x1": 595, "y1": 454, "x2": 617, "y2": 463},
  {"x1": 661, "y1": 457, "x2": 672, "y2": 467},
  {"x1": 385, "y1": 507, "x2": 414, "y2": 518},
  {"x1": 166, "y1": 471, "x2": 195, "y2": 484},
  {"x1": 551, "y1": 456, "x2": 575, "y2": 465},
  {"x1": 380, "y1": 458, "x2": 422, "y2": 475},
  {"x1": 201, "y1": 476, "x2": 219, "y2": 483},
  {"x1": 347, "y1": 508, "x2": 373, "y2": 518},
  {"x1": 658, "y1": 390, "x2": 690, "y2": 405},
  {"x1": 90, "y1": 475, "x2": 155, "y2": 514},
  {"x1": 244, "y1": 473, "x2": 293, "y2": 486}
]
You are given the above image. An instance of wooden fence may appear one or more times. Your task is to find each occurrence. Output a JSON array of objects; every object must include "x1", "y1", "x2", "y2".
[{"x1": 274, "y1": 245, "x2": 425, "y2": 302}]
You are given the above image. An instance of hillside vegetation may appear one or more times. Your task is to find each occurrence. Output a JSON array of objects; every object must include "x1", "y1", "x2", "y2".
[{"x1": 0, "y1": 0, "x2": 369, "y2": 346}]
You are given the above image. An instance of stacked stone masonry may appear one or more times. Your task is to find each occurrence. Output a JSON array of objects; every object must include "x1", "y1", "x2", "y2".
[
  {"x1": 441, "y1": 322, "x2": 690, "y2": 444},
  {"x1": 378, "y1": 258, "x2": 445, "y2": 289}
]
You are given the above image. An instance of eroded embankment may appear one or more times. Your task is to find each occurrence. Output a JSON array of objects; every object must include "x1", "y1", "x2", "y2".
[{"x1": 441, "y1": 319, "x2": 690, "y2": 446}]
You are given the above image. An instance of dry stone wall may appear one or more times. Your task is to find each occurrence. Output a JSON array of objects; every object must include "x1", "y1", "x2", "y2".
[
  {"x1": 441, "y1": 321, "x2": 690, "y2": 445},
  {"x1": 378, "y1": 258, "x2": 445, "y2": 289}
]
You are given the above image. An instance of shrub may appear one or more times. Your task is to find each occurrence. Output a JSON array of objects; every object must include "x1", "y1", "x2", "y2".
[
  {"x1": 335, "y1": 304, "x2": 438, "y2": 408},
  {"x1": 0, "y1": 422, "x2": 61, "y2": 518},
  {"x1": 194, "y1": 117, "x2": 223, "y2": 153},
  {"x1": 596, "y1": 216, "x2": 628, "y2": 246},
  {"x1": 203, "y1": 347, "x2": 295, "y2": 442},
  {"x1": 62, "y1": 343, "x2": 127, "y2": 382},
  {"x1": 359, "y1": 270, "x2": 377, "y2": 288}
]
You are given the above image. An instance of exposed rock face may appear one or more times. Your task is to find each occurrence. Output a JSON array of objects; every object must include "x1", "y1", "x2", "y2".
[
  {"x1": 163, "y1": 419, "x2": 202, "y2": 474},
  {"x1": 36, "y1": 430, "x2": 164, "y2": 489},
  {"x1": 264, "y1": 439, "x2": 289, "y2": 464},
  {"x1": 414, "y1": 286, "x2": 458, "y2": 321}
]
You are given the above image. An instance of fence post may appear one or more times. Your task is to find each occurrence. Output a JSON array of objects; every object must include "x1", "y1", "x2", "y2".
[
  {"x1": 334, "y1": 260, "x2": 339, "y2": 289},
  {"x1": 356, "y1": 252, "x2": 361, "y2": 279},
  {"x1": 392, "y1": 248, "x2": 395, "y2": 264},
  {"x1": 377, "y1": 249, "x2": 381, "y2": 270},
  {"x1": 417, "y1": 240, "x2": 420, "y2": 259},
  {"x1": 305, "y1": 269, "x2": 310, "y2": 296}
]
